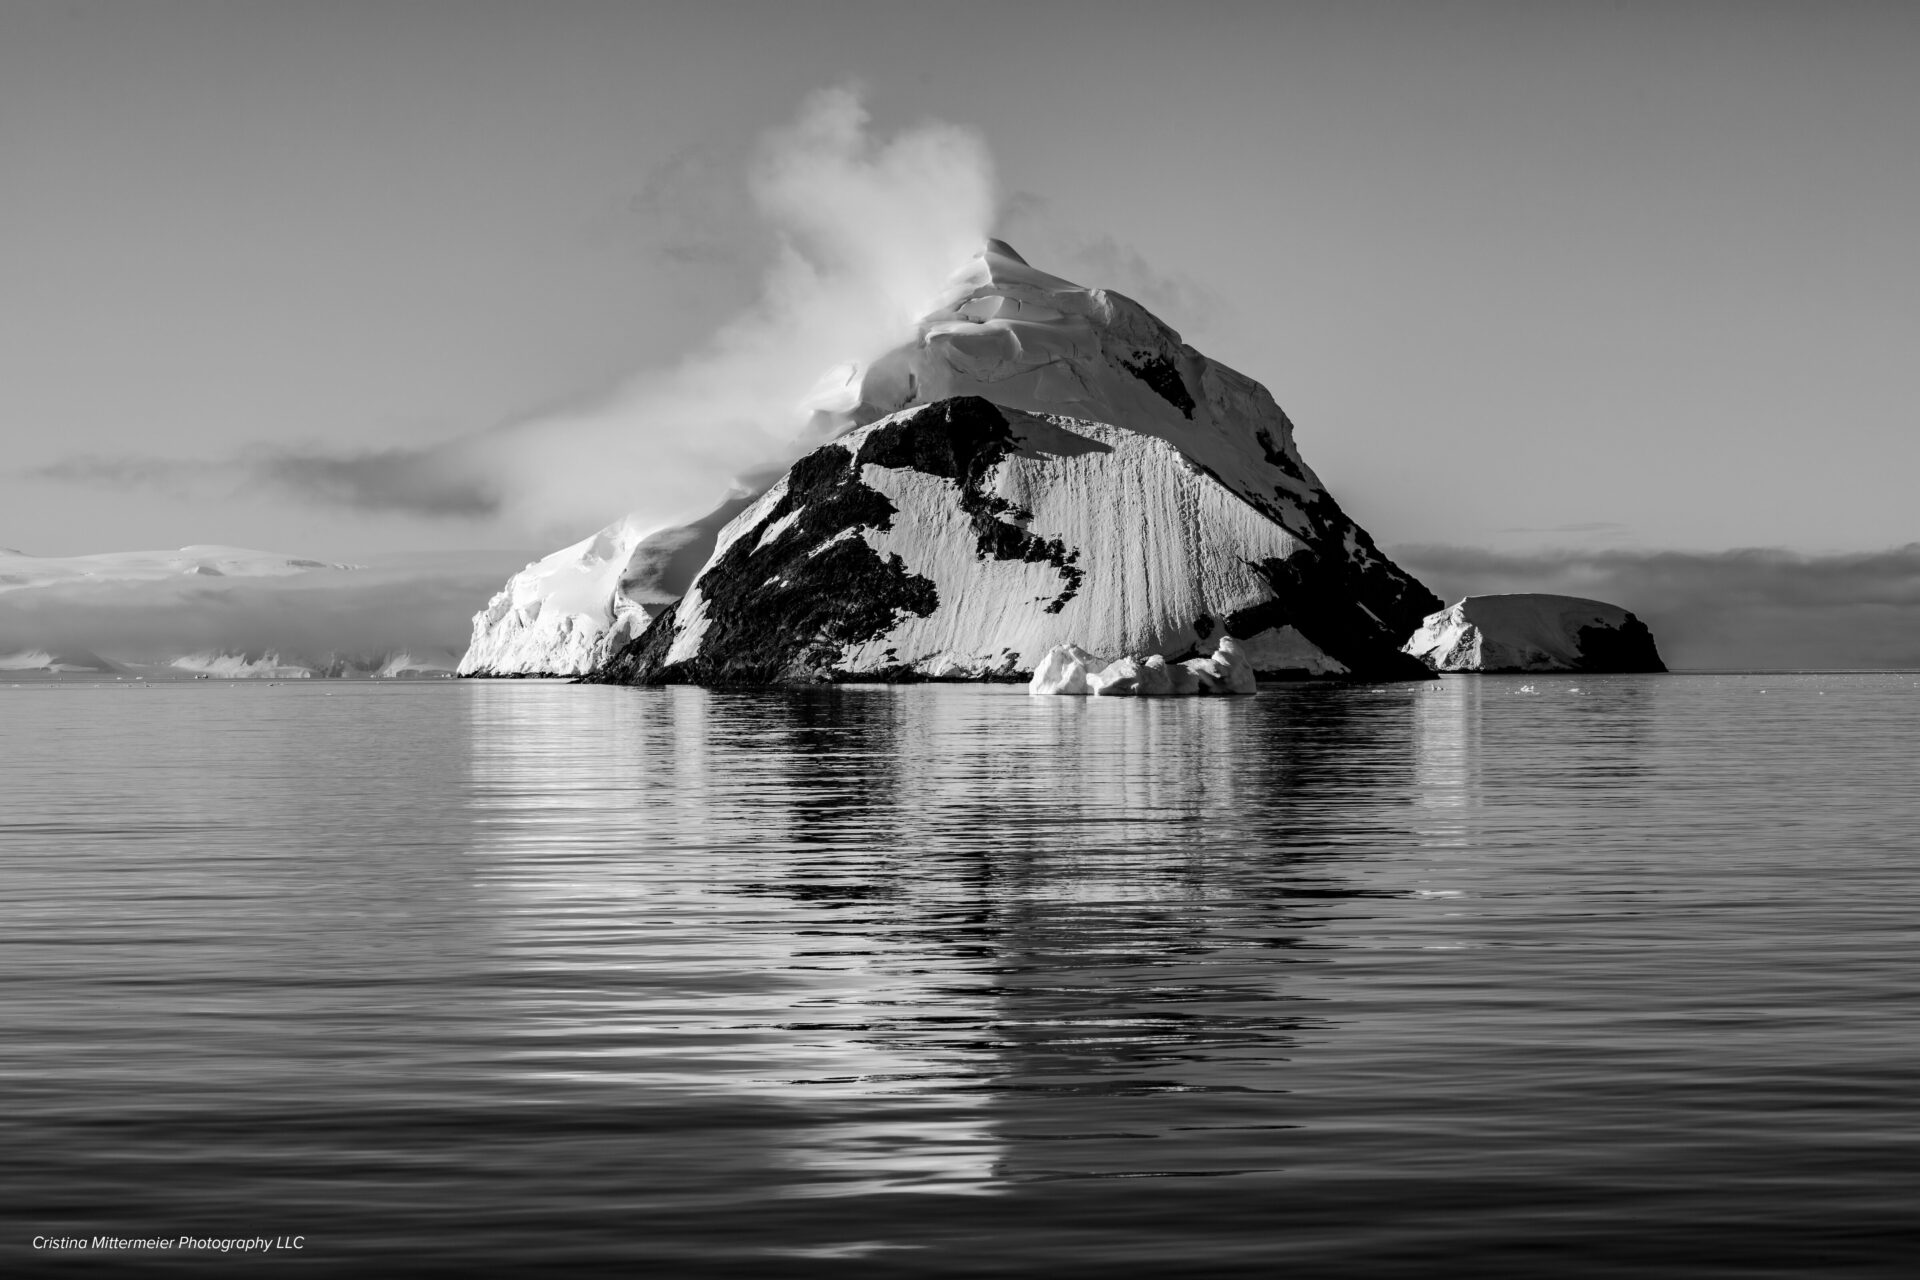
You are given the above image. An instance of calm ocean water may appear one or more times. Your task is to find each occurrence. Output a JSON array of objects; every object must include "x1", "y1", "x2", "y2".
[{"x1": 1, "y1": 674, "x2": 1916, "y2": 1276}]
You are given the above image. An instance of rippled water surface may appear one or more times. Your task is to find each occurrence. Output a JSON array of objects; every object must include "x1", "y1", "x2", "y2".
[{"x1": 2, "y1": 675, "x2": 1917, "y2": 1275}]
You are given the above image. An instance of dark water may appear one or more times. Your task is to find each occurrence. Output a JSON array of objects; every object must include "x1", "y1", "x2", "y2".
[{"x1": 2, "y1": 675, "x2": 1917, "y2": 1276}]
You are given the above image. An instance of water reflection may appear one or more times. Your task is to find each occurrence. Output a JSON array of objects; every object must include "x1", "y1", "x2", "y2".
[
  {"x1": 465, "y1": 684, "x2": 1002, "y2": 1194},
  {"x1": 8, "y1": 675, "x2": 1918, "y2": 1272},
  {"x1": 463, "y1": 682, "x2": 1434, "y2": 1193}
]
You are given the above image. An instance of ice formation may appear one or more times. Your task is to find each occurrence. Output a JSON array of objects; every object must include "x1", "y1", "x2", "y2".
[
  {"x1": 1028, "y1": 637, "x2": 1258, "y2": 696},
  {"x1": 1403, "y1": 594, "x2": 1667, "y2": 673},
  {"x1": 590, "y1": 243, "x2": 1440, "y2": 686}
]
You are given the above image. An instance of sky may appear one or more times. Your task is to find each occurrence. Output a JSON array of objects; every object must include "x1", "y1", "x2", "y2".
[{"x1": 2, "y1": 1, "x2": 1916, "y2": 576}]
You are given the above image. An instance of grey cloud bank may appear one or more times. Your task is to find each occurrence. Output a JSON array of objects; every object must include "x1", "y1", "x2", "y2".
[
  {"x1": 30, "y1": 450, "x2": 504, "y2": 519},
  {"x1": 21, "y1": 86, "x2": 994, "y2": 542},
  {"x1": 1395, "y1": 545, "x2": 1920, "y2": 671}
]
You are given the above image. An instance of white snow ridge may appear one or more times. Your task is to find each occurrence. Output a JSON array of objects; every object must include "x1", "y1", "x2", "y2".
[{"x1": 577, "y1": 242, "x2": 1441, "y2": 687}]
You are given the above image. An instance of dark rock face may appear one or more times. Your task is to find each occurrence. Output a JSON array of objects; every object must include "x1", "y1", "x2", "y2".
[
  {"x1": 1227, "y1": 552, "x2": 1440, "y2": 682},
  {"x1": 598, "y1": 398, "x2": 1089, "y2": 686},
  {"x1": 1572, "y1": 614, "x2": 1667, "y2": 673},
  {"x1": 860, "y1": 398, "x2": 1083, "y2": 614},
  {"x1": 591, "y1": 440, "x2": 939, "y2": 687},
  {"x1": 1120, "y1": 352, "x2": 1196, "y2": 418}
]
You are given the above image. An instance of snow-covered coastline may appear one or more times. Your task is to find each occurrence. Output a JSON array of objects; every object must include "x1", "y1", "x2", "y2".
[
  {"x1": 455, "y1": 519, "x2": 655, "y2": 678},
  {"x1": 0, "y1": 544, "x2": 514, "y2": 677},
  {"x1": 1403, "y1": 594, "x2": 1666, "y2": 673}
]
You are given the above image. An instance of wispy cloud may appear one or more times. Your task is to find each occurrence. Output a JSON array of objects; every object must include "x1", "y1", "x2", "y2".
[
  {"x1": 1393, "y1": 543, "x2": 1920, "y2": 670},
  {"x1": 248, "y1": 448, "x2": 500, "y2": 517},
  {"x1": 29, "y1": 454, "x2": 210, "y2": 498},
  {"x1": 22, "y1": 86, "x2": 998, "y2": 543},
  {"x1": 1493, "y1": 521, "x2": 1631, "y2": 536},
  {"x1": 27, "y1": 450, "x2": 502, "y2": 518}
]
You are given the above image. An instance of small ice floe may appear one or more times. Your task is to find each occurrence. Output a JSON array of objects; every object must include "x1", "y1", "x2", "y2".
[{"x1": 1029, "y1": 636, "x2": 1258, "y2": 697}]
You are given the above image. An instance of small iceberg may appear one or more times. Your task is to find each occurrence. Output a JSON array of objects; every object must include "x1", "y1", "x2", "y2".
[{"x1": 1029, "y1": 637, "x2": 1258, "y2": 697}]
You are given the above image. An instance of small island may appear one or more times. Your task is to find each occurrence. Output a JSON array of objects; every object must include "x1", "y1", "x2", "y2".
[{"x1": 1403, "y1": 595, "x2": 1667, "y2": 674}]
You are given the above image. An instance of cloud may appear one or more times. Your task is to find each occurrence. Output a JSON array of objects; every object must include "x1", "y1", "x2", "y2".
[
  {"x1": 1392, "y1": 543, "x2": 1920, "y2": 670},
  {"x1": 30, "y1": 454, "x2": 210, "y2": 499},
  {"x1": 247, "y1": 447, "x2": 500, "y2": 517},
  {"x1": 25, "y1": 87, "x2": 997, "y2": 543},
  {"x1": 26, "y1": 448, "x2": 501, "y2": 518},
  {"x1": 1494, "y1": 521, "x2": 1631, "y2": 536}
]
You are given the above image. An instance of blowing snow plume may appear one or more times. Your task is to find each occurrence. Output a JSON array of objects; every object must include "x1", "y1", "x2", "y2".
[{"x1": 275, "y1": 88, "x2": 994, "y2": 538}]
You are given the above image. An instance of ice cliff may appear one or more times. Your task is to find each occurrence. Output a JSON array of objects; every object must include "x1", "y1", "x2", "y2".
[
  {"x1": 584, "y1": 241, "x2": 1440, "y2": 686},
  {"x1": 1403, "y1": 594, "x2": 1666, "y2": 673}
]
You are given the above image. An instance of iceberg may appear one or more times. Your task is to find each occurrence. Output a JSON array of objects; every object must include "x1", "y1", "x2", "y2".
[{"x1": 1029, "y1": 637, "x2": 1258, "y2": 697}]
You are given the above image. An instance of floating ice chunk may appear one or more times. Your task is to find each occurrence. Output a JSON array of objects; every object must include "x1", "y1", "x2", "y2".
[
  {"x1": 1180, "y1": 636, "x2": 1257, "y2": 695},
  {"x1": 1088, "y1": 656, "x2": 1144, "y2": 696},
  {"x1": 1028, "y1": 643, "x2": 1109, "y2": 695},
  {"x1": 1181, "y1": 656, "x2": 1224, "y2": 693},
  {"x1": 1029, "y1": 637, "x2": 1255, "y2": 697}
]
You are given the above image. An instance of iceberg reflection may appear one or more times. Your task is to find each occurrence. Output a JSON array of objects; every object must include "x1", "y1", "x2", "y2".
[{"x1": 464, "y1": 682, "x2": 1425, "y2": 1193}]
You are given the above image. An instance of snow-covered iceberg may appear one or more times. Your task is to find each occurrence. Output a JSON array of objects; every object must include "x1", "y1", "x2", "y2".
[
  {"x1": 1029, "y1": 637, "x2": 1258, "y2": 696},
  {"x1": 590, "y1": 243, "x2": 1440, "y2": 687},
  {"x1": 1403, "y1": 594, "x2": 1666, "y2": 673}
]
